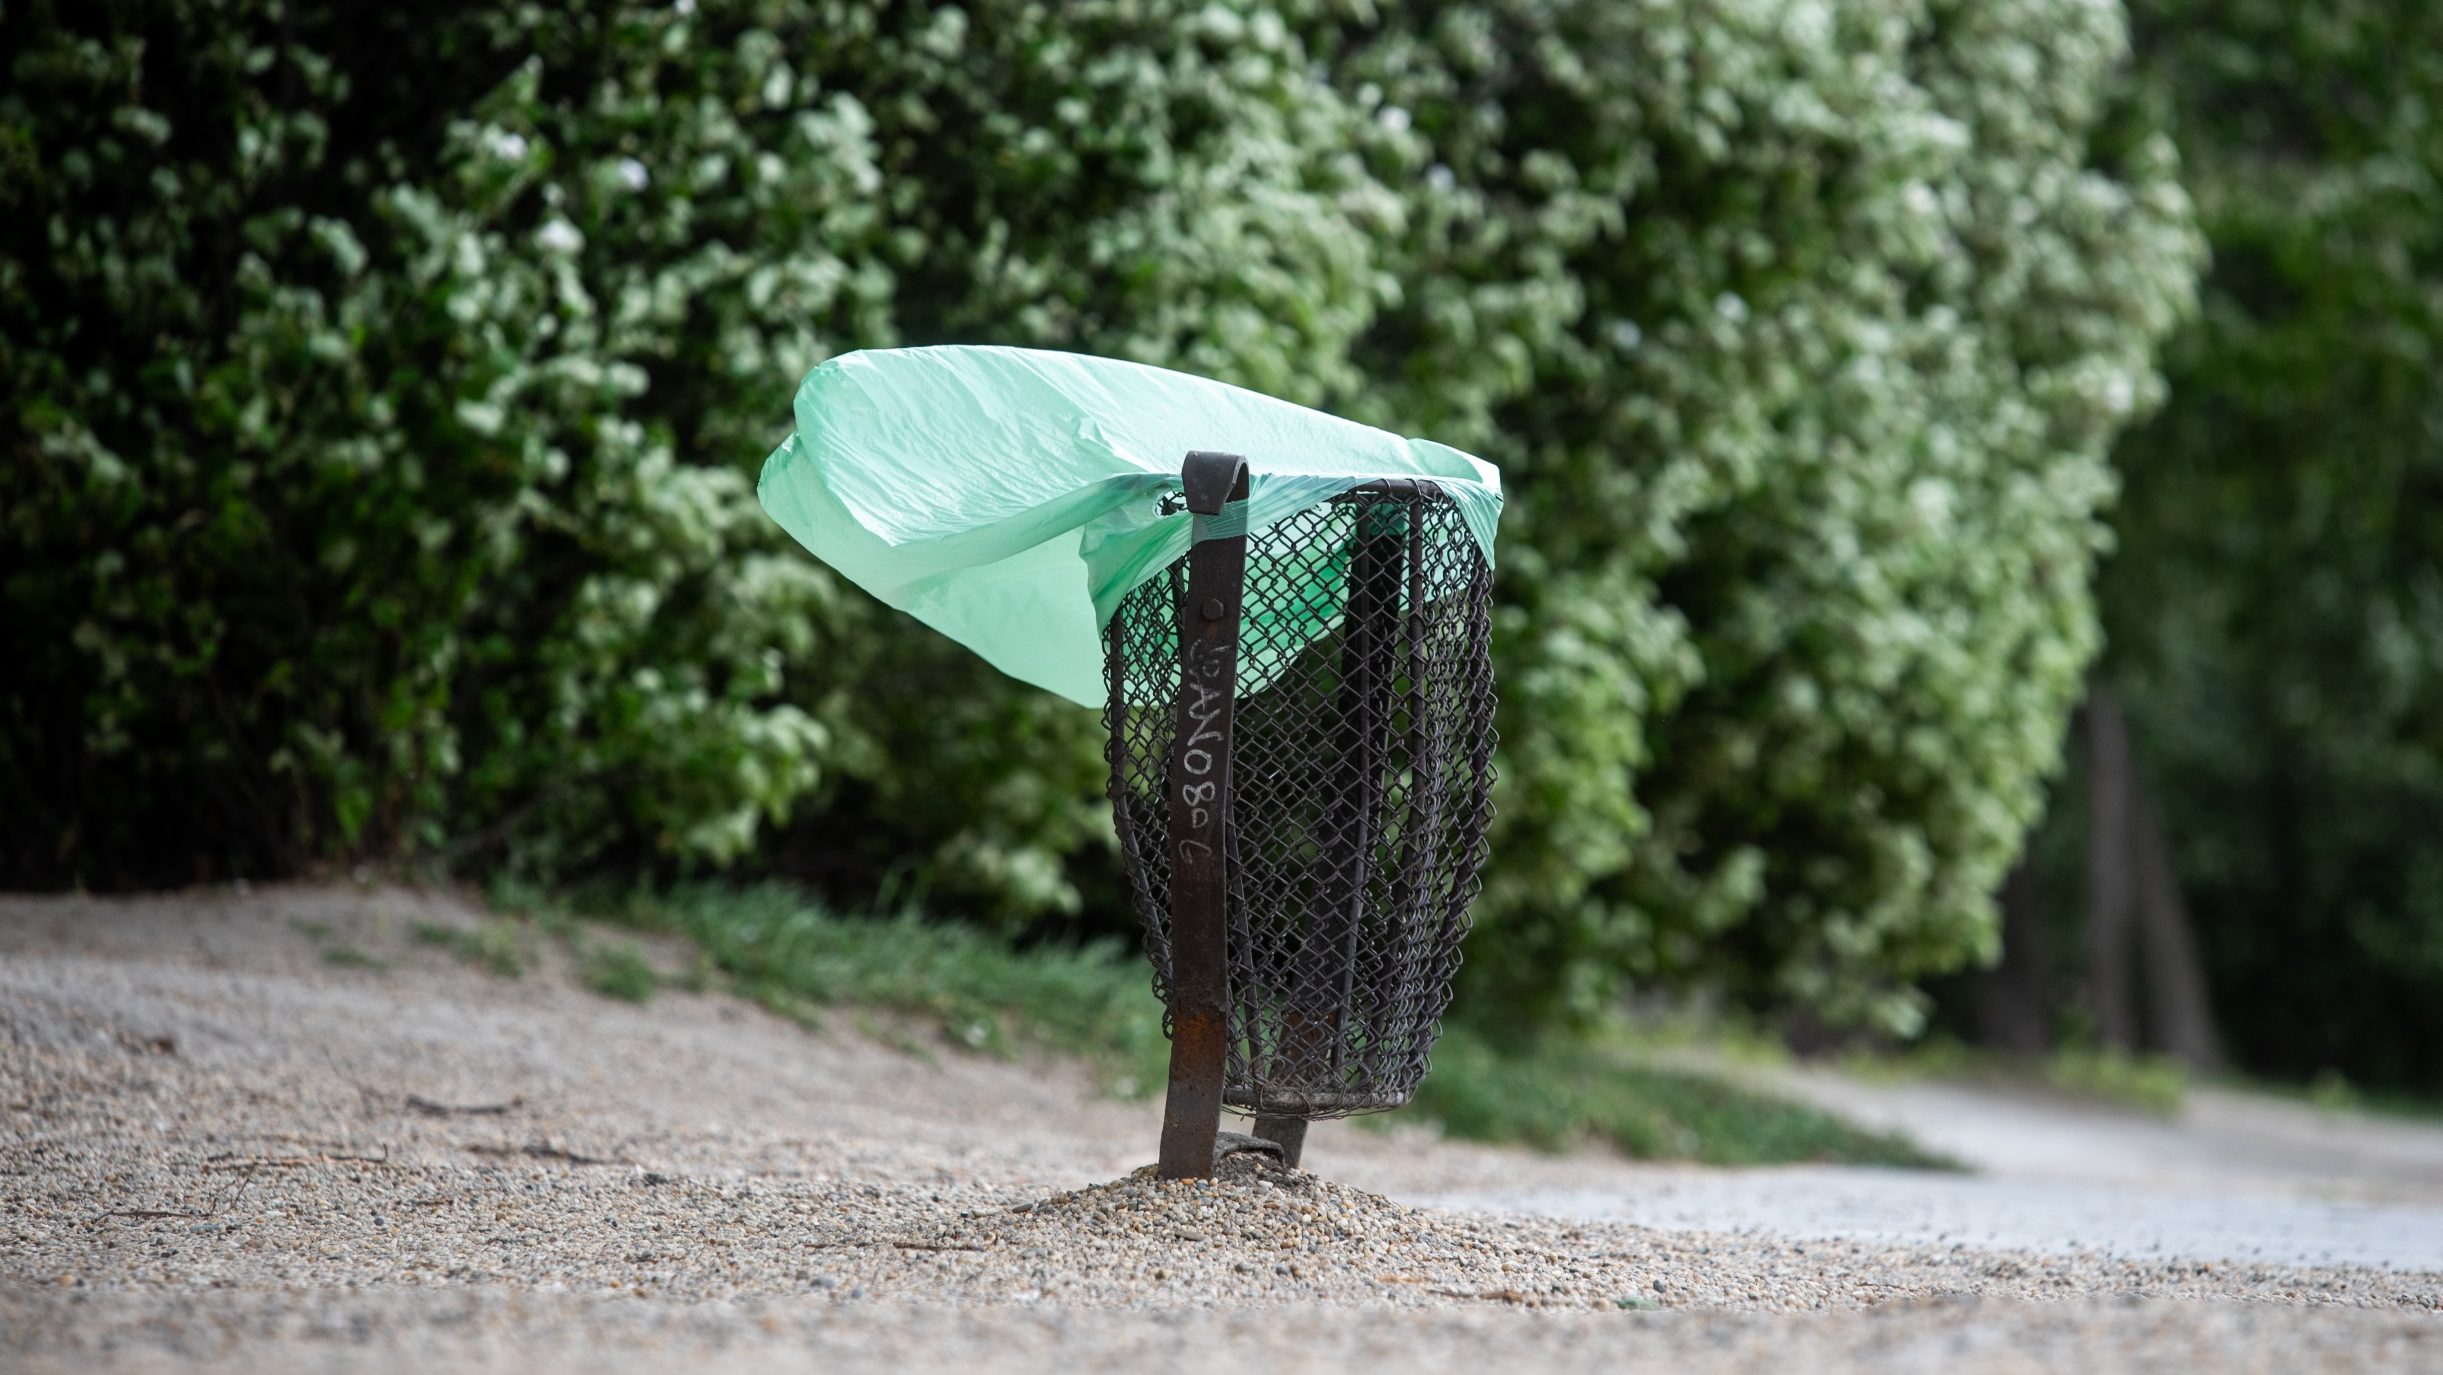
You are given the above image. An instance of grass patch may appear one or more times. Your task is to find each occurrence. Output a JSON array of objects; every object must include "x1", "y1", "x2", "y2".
[
  {"x1": 2213, "y1": 1068, "x2": 2443, "y2": 1124},
  {"x1": 290, "y1": 917, "x2": 388, "y2": 971},
  {"x1": 516, "y1": 882, "x2": 1945, "y2": 1168},
  {"x1": 1413, "y1": 1023, "x2": 1955, "y2": 1168},
  {"x1": 2042, "y1": 1046, "x2": 2186, "y2": 1115},
  {"x1": 1839, "y1": 1038, "x2": 2188, "y2": 1116},
  {"x1": 411, "y1": 919, "x2": 528, "y2": 979},
  {"x1": 577, "y1": 941, "x2": 660, "y2": 1004},
  {"x1": 319, "y1": 943, "x2": 389, "y2": 971},
  {"x1": 568, "y1": 884, "x2": 1173, "y2": 1095}
]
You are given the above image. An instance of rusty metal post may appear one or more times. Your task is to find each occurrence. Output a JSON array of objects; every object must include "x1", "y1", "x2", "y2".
[
  {"x1": 1155, "y1": 450, "x2": 1250, "y2": 1181},
  {"x1": 1251, "y1": 1113, "x2": 1307, "y2": 1168}
]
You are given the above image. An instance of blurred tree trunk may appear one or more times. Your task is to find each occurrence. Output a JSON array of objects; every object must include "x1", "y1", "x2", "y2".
[
  {"x1": 2133, "y1": 772, "x2": 2221, "y2": 1069},
  {"x1": 2081, "y1": 687, "x2": 2221, "y2": 1068},
  {"x1": 2084, "y1": 693, "x2": 2141, "y2": 1052},
  {"x1": 1978, "y1": 851, "x2": 2054, "y2": 1053}
]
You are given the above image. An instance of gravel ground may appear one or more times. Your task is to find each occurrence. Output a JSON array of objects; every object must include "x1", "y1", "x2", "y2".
[{"x1": 3, "y1": 885, "x2": 2439, "y2": 1372}]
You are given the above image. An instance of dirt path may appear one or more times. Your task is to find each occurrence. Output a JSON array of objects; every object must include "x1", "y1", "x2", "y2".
[
  {"x1": 1762, "y1": 1060, "x2": 2443, "y2": 1204},
  {"x1": 1419, "y1": 1049, "x2": 2443, "y2": 1273},
  {"x1": 3, "y1": 886, "x2": 2437, "y2": 1372}
]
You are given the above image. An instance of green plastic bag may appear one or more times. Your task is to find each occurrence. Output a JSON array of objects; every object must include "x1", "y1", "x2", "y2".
[{"x1": 758, "y1": 345, "x2": 1502, "y2": 706}]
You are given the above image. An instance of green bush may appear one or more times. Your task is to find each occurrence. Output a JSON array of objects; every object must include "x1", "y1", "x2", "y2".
[
  {"x1": 1, "y1": 0, "x2": 850, "y2": 880},
  {"x1": 1320, "y1": 0, "x2": 2200, "y2": 1032},
  {"x1": 2067, "y1": 0, "x2": 2443, "y2": 1092},
  {"x1": 2, "y1": 1, "x2": 2198, "y2": 1035},
  {"x1": 0, "y1": 0, "x2": 1373, "y2": 897}
]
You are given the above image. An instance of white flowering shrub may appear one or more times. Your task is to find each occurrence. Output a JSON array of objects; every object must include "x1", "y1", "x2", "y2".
[
  {"x1": 1311, "y1": 0, "x2": 2201, "y2": 1029},
  {"x1": 0, "y1": 0, "x2": 1374, "y2": 893},
  {"x1": 2, "y1": 0, "x2": 2198, "y2": 1028}
]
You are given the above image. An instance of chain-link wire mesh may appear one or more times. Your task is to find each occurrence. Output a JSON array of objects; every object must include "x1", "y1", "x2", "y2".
[{"x1": 1105, "y1": 480, "x2": 1496, "y2": 1117}]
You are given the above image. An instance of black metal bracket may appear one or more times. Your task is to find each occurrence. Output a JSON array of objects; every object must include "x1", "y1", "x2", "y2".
[
  {"x1": 1181, "y1": 450, "x2": 1247, "y2": 518},
  {"x1": 1155, "y1": 450, "x2": 1249, "y2": 1181},
  {"x1": 1250, "y1": 1113, "x2": 1307, "y2": 1167}
]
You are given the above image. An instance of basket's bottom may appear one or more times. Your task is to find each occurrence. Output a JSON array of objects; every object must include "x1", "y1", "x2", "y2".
[{"x1": 1225, "y1": 1085, "x2": 1413, "y2": 1116}]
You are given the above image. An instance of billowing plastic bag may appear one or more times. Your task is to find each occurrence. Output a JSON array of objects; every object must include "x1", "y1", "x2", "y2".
[{"x1": 758, "y1": 345, "x2": 1502, "y2": 706}]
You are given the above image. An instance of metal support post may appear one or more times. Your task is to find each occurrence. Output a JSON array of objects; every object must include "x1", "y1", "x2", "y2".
[
  {"x1": 1155, "y1": 450, "x2": 1250, "y2": 1181},
  {"x1": 1250, "y1": 1113, "x2": 1307, "y2": 1168}
]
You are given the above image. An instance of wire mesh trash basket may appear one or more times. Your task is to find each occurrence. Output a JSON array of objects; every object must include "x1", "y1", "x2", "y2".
[
  {"x1": 1106, "y1": 451, "x2": 1497, "y2": 1177},
  {"x1": 757, "y1": 347, "x2": 1505, "y2": 1180}
]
